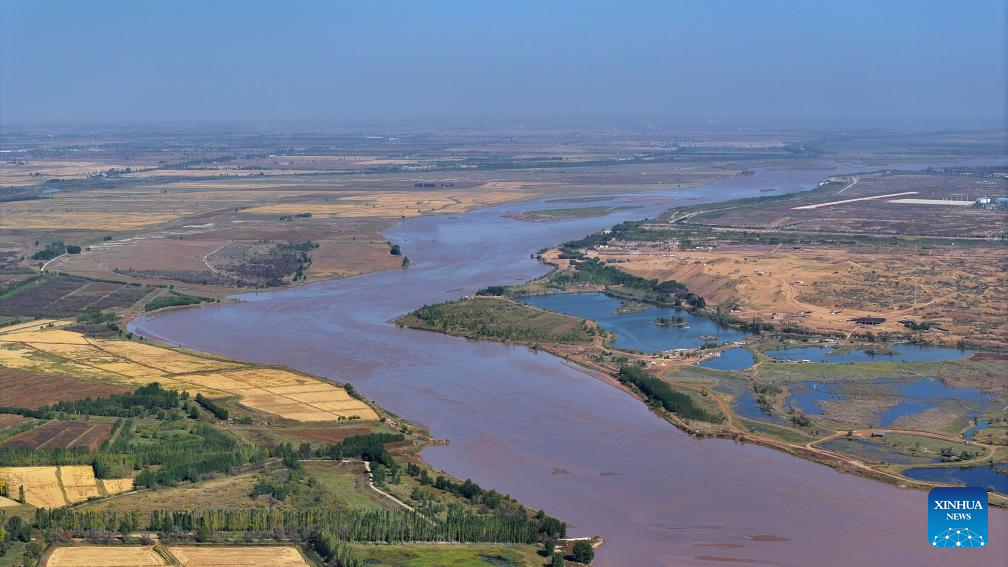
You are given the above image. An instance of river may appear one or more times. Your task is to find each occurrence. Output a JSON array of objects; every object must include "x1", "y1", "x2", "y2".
[{"x1": 133, "y1": 165, "x2": 1006, "y2": 566}]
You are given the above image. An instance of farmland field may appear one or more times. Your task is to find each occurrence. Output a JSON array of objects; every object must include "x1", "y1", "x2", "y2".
[
  {"x1": 0, "y1": 465, "x2": 132, "y2": 508},
  {"x1": 0, "y1": 368, "x2": 129, "y2": 408},
  {"x1": 0, "y1": 324, "x2": 378, "y2": 421},
  {"x1": 0, "y1": 420, "x2": 112, "y2": 450},
  {"x1": 0, "y1": 275, "x2": 158, "y2": 318},
  {"x1": 43, "y1": 545, "x2": 165, "y2": 567},
  {"x1": 42, "y1": 545, "x2": 312, "y2": 567},
  {"x1": 0, "y1": 414, "x2": 30, "y2": 435},
  {"x1": 166, "y1": 546, "x2": 311, "y2": 566}
]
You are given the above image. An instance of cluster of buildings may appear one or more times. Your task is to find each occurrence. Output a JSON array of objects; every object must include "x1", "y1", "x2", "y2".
[{"x1": 974, "y1": 196, "x2": 1008, "y2": 209}]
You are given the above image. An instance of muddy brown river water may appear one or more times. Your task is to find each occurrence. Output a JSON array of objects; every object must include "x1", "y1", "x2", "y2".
[{"x1": 133, "y1": 166, "x2": 1006, "y2": 566}]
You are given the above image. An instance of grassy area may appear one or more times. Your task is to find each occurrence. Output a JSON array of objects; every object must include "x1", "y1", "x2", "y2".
[
  {"x1": 84, "y1": 471, "x2": 266, "y2": 515},
  {"x1": 736, "y1": 417, "x2": 818, "y2": 444},
  {"x1": 143, "y1": 290, "x2": 212, "y2": 312},
  {"x1": 974, "y1": 423, "x2": 1008, "y2": 446},
  {"x1": 880, "y1": 432, "x2": 979, "y2": 459},
  {"x1": 0, "y1": 541, "x2": 27, "y2": 567},
  {"x1": 519, "y1": 206, "x2": 634, "y2": 221},
  {"x1": 299, "y1": 461, "x2": 390, "y2": 511},
  {"x1": 400, "y1": 297, "x2": 596, "y2": 344},
  {"x1": 351, "y1": 543, "x2": 545, "y2": 567}
]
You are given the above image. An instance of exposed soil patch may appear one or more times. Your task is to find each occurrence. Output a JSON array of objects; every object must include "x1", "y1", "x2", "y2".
[
  {"x1": 0, "y1": 368, "x2": 129, "y2": 408},
  {"x1": 1, "y1": 421, "x2": 112, "y2": 450},
  {"x1": 240, "y1": 425, "x2": 372, "y2": 446}
]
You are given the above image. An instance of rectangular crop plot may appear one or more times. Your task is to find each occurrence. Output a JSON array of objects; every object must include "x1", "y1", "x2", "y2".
[
  {"x1": 0, "y1": 276, "x2": 91, "y2": 318},
  {"x1": 0, "y1": 368, "x2": 129, "y2": 408},
  {"x1": 43, "y1": 545, "x2": 312, "y2": 567},
  {"x1": 1, "y1": 421, "x2": 112, "y2": 450},
  {"x1": 0, "y1": 465, "x2": 132, "y2": 508},
  {"x1": 165, "y1": 546, "x2": 311, "y2": 566},
  {"x1": 0, "y1": 275, "x2": 156, "y2": 318},
  {"x1": 87, "y1": 285, "x2": 156, "y2": 310},
  {"x1": 44, "y1": 545, "x2": 166, "y2": 567}
]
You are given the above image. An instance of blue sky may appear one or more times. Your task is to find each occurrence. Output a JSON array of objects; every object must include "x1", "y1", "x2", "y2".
[{"x1": 1, "y1": 0, "x2": 1005, "y2": 126}]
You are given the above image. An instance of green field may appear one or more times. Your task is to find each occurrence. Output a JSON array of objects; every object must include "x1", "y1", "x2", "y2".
[
  {"x1": 300, "y1": 461, "x2": 390, "y2": 511},
  {"x1": 351, "y1": 543, "x2": 544, "y2": 567}
]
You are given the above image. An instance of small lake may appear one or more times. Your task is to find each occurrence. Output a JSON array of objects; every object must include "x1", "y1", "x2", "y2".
[
  {"x1": 963, "y1": 420, "x2": 990, "y2": 441},
  {"x1": 698, "y1": 348, "x2": 756, "y2": 371},
  {"x1": 787, "y1": 381, "x2": 843, "y2": 416},
  {"x1": 786, "y1": 377, "x2": 988, "y2": 426},
  {"x1": 904, "y1": 465, "x2": 1008, "y2": 494},
  {"x1": 520, "y1": 292, "x2": 751, "y2": 352},
  {"x1": 767, "y1": 344, "x2": 972, "y2": 364},
  {"x1": 732, "y1": 389, "x2": 787, "y2": 425}
]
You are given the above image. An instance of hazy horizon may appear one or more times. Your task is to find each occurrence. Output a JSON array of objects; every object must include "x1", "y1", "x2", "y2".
[{"x1": 2, "y1": 1, "x2": 1006, "y2": 128}]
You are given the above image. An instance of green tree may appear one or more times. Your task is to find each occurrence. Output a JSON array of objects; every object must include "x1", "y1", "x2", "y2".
[
  {"x1": 5, "y1": 516, "x2": 29, "y2": 542},
  {"x1": 572, "y1": 540, "x2": 594, "y2": 564},
  {"x1": 543, "y1": 536, "x2": 556, "y2": 555}
]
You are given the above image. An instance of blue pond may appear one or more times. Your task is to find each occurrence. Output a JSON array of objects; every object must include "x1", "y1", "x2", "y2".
[
  {"x1": 786, "y1": 377, "x2": 988, "y2": 426},
  {"x1": 963, "y1": 420, "x2": 990, "y2": 441},
  {"x1": 520, "y1": 292, "x2": 750, "y2": 352},
  {"x1": 768, "y1": 344, "x2": 971, "y2": 364},
  {"x1": 787, "y1": 382, "x2": 843, "y2": 416},
  {"x1": 903, "y1": 465, "x2": 1008, "y2": 494},
  {"x1": 731, "y1": 389, "x2": 786, "y2": 425},
  {"x1": 698, "y1": 348, "x2": 756, "y2": 371}
]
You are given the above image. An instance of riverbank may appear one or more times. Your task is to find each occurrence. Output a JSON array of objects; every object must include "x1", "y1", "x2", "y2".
[
  {"x1": 396, "y1": 291, "x2": 1008, "y2": 507},
  {"x1": 129, "y1": 165, "x2": 1008, "y2": 566},
  {"x1": 0, "y1": 321, "x2": 575, "y2": 565}
]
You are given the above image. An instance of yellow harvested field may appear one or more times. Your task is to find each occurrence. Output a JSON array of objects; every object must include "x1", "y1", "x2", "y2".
[
  {"x1": 0, "y1": 466, "x2": 63, "y2": 508},
  {"x1": 43, "y1": 545, "x2": 311, "y2": 567},
  {"x1": 219, "y1": 368, "x2": 316, "y2": 388},
  {"x1": 93, "y1": 339, "x2": 239, "y2": 374},
  {"x1": 0, "y1": 326, "x2": 377, "y2": 422},
  {"x1": 61, "y1": 465, "x2": 102, "y2": 502},
  {"x1": 167, "y1": 545, "x2": 311, "y2": 566},
  {"x1": 99, "y1": 477, "x2": 135, "y2": 495},
  {"x1": 44, "y1": 545, "x2": 165, "y2": 567},
  {"x1": 0, "y1": 210, "x2": 179, "y2": 230},
  {"x1": 0, "y1": 495, "x2": 21, "y2": 507},
  {"x1": 0, "y1": 465, "x2": 132, "y2": 508},
  {"x1": 243, "y1": 189, "x2": 527, "y2": 219},
  {"x1": 0, "y1": 319, "x2": 61, "y2": 334},
  {"x1": 0, "y1": 342, "x2": 111, "y2": 381},
  {"x1": 3, "y1": 329, "x2": 91, "y2": 344}
]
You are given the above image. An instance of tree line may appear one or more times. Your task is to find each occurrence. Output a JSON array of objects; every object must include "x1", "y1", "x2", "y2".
[
  {"x1": 0, "y1": 382, "x2": 183, "y2": 419},
  {"x1": 36, "y1": 506, "x2": 558, "y2": 546},
  {"x1": 552, "y1": 257, "x2": 703, "y2": 307},
  {"x1": 194, "y1": 394, "x2": 229, "y2": 420},
  {"x1": 617, "y1": 365, "x2": 723, "y2": 423}
]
